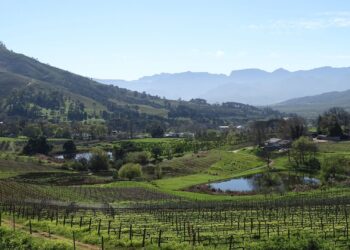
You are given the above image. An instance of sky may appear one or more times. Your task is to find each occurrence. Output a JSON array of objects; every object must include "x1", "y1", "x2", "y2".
[{"x1": 1, "y1": 0, "x2": 350, "y2": 80}]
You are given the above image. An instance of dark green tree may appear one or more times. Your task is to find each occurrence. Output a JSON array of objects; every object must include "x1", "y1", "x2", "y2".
[
  {"x1": 22, "y1": 136, "x2": 53, "y2": 155},
  {"x1": 63, "y1": 140, "x2": 77, "y2": 159},
  {"x1": 89, "y1": 150, "x2": 110, "y2": 172},
  {"x1": 151, "y1": 146, "x2": 162, "y2": 161}
]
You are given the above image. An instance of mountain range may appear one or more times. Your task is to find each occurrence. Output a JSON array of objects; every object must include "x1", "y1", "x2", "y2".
[
  {"x1": 97, "y1": 67, "x2": 350, "y2": 106},
  {"x1": 0, "y1": 44, "x2": 280, "y2": 132}
]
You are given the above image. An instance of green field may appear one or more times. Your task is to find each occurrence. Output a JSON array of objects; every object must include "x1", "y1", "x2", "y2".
[{"x1": 0, "y1": 140, "x2": 350, "y2": 249}]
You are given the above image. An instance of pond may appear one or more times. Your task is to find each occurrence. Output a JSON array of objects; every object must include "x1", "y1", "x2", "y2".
[
  {"x1": 55, "y1": 152, "x2": 113, "y2": 161},
  {"x1": 208, "y1": 173, "x2": 320, "y2": 193}
]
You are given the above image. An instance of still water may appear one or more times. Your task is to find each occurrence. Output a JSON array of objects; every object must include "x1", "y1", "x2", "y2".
[{"x1": 208, "y1": 173, "x2": 320, "y2": 193}]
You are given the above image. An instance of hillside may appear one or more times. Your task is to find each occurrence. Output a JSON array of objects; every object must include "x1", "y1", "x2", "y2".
[
  {"x1": 0, "y1": 44, "x2": 280, "y2": 131},
  {"x1": 273, "y1": 89, "x2": 350, "y2": 118},
  {"x1": 97, "y1": 67, "x2": 350, "y2": 105}
]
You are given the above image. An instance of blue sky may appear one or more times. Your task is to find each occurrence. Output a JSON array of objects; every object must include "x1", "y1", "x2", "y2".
[{"x1": 1, "y1": 0, "x2": 350, "y2": 80}]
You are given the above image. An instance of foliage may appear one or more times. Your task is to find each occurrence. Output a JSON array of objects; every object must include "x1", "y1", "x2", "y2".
[
  {"x1": 290, "y1": 136, "x2": 317, "y2": 168},
  {"x1": 321, "y1": 155, "x2": 347, "y2": 182},
  {"x1": 88, "y1": 150, "x2": 110, "y2": 172},
  {"x1": 67, "y1": 160, "x2": 88, "y2": 171},
  {"x1": 154, "y1": 164, "x2": 162, "y2": 179},
  {"x1": 317, "y1": 107, "x2": 349, "y2": 137},
  {"x1": 149, "y1": 124, "x2": 165, "y2": 138},
  {"x1": 22, "y1": 136, "x2": 53, "y2": 155},
  {"x1": 118, "y1": 163, "x2": 142, "y2": 180},
  {"x1": 62, "y1": 140, "x2": 76, "y2": 159},
  {"x1": 125, "y1": 151, "x2": 149, "y2": 165},
  {"x1": 151, "y1": 146, "x2": 162, "y2": 160},
  {"x1": 22, "y1": 124, "x2": 42, "y2": 138}
]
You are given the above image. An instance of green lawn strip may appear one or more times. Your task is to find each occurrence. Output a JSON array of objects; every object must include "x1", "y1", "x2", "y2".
[
  {"x1": 0, "y1": 136, "x2": 27, "y2": 142},
  {"x1": 99, "y1": 180, "x2": 156, "y2": 189}
]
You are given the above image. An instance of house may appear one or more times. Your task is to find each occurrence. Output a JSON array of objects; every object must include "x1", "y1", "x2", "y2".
[{"x1": 264, "y1": 138, "x2": 291, "y2": 150}]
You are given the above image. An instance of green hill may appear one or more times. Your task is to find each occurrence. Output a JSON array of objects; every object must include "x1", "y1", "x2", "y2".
[
  {"x1": 0, "y1": 44, "x2": 281, "y2": 131},
  {"x1": 274, "y1": 90, "x2": 350, "y2": 118}
]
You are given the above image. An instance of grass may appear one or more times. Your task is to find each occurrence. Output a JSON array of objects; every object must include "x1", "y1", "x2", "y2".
[
  {"x1": 0, "y1": 157, "x2": 61, "y2": 179},
  {"x1": 318, "y1": 140, "x2": 350, "y2": 153},
  {"x1": 159, "y1": 151, "x2": 221, "y2": 176},
  {"x1": 208, "y1": 149, "x2": 264, "y2": 175}
]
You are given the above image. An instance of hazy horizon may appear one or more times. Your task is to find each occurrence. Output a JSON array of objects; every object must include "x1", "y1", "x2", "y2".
[{"x1": 1, "y1": 0, "x2": 350, "y2": 80}]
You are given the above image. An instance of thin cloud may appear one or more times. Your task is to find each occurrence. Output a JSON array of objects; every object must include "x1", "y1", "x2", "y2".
[
  {"x1": 214, "y1": 50, "x2": 225, "y2": 58},
  {"x1": 248, "y1": 12, "x2": 350, "y2": 31}
]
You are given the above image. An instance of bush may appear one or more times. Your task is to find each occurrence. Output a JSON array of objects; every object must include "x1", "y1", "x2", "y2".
[
  {"x1": 306, "y1": 158, "x2": 321, "y2": 173},
  {"x1": 125, "y1": 151, "x2": 149, "y2": 165},
  {"x1": 70, "y1": 161, "x2": 88, "y2": 171},
  {"x1": 118, "y1": 163, "x2": 142, "y2": 180},
  {"x1": 154, "y1": 164, "x2": 162, "y2": 179},
  {"x1": 89, "y1": 150, "x2": 110, "y2": 172}
]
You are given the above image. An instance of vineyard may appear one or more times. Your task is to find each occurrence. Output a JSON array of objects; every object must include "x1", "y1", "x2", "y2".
[
  {"x1": 1, "y1": 194, "x2": 350, "y2": 249},
  {"x1": 0, "y1": 139, "x2": 350, "y2": 249}
]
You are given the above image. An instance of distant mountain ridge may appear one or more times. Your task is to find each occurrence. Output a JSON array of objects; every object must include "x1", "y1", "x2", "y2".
[{"x1": 96, "y1": 66, "x2": 350, "y2": 105}]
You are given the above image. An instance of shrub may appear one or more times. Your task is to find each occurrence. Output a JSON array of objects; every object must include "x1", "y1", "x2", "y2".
[
  {"x1": 71, "y1": 161, "x2": 88, "y2": 171},
  {"x1": 89, "y1": 150, "x2": 110, "y2": 172},
  {"x1": 125, "y1": 151, "x2": 149, "y2": 165},
  {"x1": 118, "y1": 163, "x2": 142, "y2": 180},
  {"x1": 154, "y1": 164, "x2": 162, "y2": 179}
]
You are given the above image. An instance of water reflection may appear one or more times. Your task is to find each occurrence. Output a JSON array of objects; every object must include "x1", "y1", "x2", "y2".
[{"x1": 209, "y1": 173, "x2": 320, "y2": 193}]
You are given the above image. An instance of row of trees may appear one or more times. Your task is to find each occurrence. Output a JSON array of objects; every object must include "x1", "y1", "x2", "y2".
[
  {"x1": 317, "y1": 107, "x2": 350, "y2": 137},
  {"x1": 250, "y1": 116, "x2": 307, "y2": 146}
]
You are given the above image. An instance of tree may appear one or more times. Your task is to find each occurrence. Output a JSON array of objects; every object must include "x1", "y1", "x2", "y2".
[
  {"x1": 113, "y1": 146, "x2": 126, "y2": 161},
  {"x1": 173, "y1": 143, "x2": 184, "y2": 156},
  {"x1": 328, "y1": 122, "x2": 343, "y2": 137},
  {"x1": 22, "y1": 136, "x2": 53, "y2": 155},
  {"x1": 250, "y1": 121, "x2": 268, "y2": 146},
  {"x1": 22, "y1": 124, "x2": 42, "y2": 138},
  {"x1": 285, "y1": 117, "x2": 306, "y2": 140},
  {"x1": 321, "y1": 156, "x2": 347, "y2": 182},
  {"x1": 151, "y1": 146, "x2": 162, "y2": 161},
  {"x1": 118, "y1": 163, "x2": 142, "y2": 180},
  {"x1": 88, "y1": 150, "x2": 110, "y2": 172},
  {"x1": 125, "y1": 151, "x2": 149, "y2": 165},
  {"x1": 317, "y1": 107, "x2": 349, "y2": 136},
  {"x1": 150, "y1": 125, "x2": 164, "y2": 138},
  {"x1": 290, "y1": 136, "x2": 318, "y2": 168},
  {"x1": 63, "y1": 140, "x2": 77, "y2": 159},
  {"x1": 154, "y1": 164, "x2": 162, "y2": 179}
]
